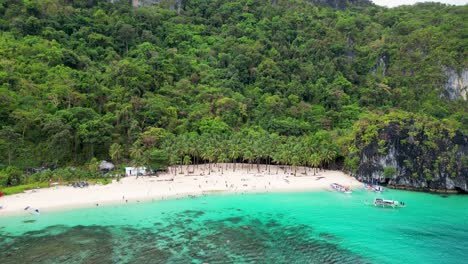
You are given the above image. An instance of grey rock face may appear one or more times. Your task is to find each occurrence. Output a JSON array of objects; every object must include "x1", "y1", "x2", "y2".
[
  {"x1": 307, "y1": 0, "x2": 372, "y2": 9},
  {"x1": 117, "y1": 0, "x2": 372, "y2": 9},
  {"x1": 443, "y1": 67, "x2": 468, "y2": 100},
  {"x1": 352, "y1": 122, "x2": 468, "y2": 193}
]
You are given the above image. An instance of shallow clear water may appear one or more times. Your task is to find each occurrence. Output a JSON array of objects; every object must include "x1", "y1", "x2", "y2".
[{"x1": 0, "y1": 189, "x2": 467, "y2": 263}]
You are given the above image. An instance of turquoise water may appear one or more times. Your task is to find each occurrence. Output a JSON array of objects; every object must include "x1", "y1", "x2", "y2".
[{"x1": 0, "y1": 189, "x2": 467, "y2": 263}]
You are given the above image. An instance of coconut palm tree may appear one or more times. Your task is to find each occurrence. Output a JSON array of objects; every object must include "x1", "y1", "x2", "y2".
[
  {"x1": 229, "y1": 142, "x2": 240, "y2": 172},
  {"x1": 169, "y1": 153, "x2": 179, "y2": 176},
  {"x1": 291, "y1": 155, "x2": 300, "y2": 176},
  {"x1": 109, "y1": 143, "x2": 122, "y2": 174},
  {"x1": 243, "y1": 150, "x2": 254, "y2": 172},
  {"x1": 271, "y1": 150, "x2": 282, "y2": 174},
  {"x1": 309, "y1": 153, "x2": 321, "y2": 176},
  {"x1": 253, "y1": 140, "x2": 264, "y2": 173},
  {"x1": 130, "y1": 140, "x2": 145, "y2": 177},
  {"x1": 322, "y1": 148, "x2": 337, "y2": 170},
  {"x1": 183, "y1": 155, "x2": 192, "y2": 174},
  {"x1": 218, "y1": 153, "x2": 228, "y2": 174},
  {"x1": 201, "y1": 144, "x2": 216, "y2": 174}
]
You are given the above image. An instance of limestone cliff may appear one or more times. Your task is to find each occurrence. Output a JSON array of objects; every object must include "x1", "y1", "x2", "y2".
[
  {"x1": 442, "y1": 67, "x2": 468, "y2": 101},
  {"x1": 347, "y1": 114, "x2": 468, "y2": 193},
  {"x1": 306, "y1": 0, "x2": 372, "y2": 9},
  {"x1": 116, "y1": 0, "x2": 372, "y2": 9}
]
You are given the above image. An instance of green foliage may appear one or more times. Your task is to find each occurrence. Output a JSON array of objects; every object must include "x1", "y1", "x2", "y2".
[
  {"x1": 1, "y1": 182, "x2": 50, "y2": 195},
  {"x1": 95, "y1": 178, "x2": 112, "y2": 185},
  {"x1": 0, "y1": 166, "x2": 23, "y2": 187},
  {"x1": 0, "y1": 0, "x2": 465, "y2": 187},
  {"x1": 383, "y1": 167, "x2": 397, "y2": 178},
  {"x1": 344, "y1": 156, "x2": 360, "y2": 173},
  {"x1": 145, "y1": 148, "x2": 169, "y2": 170},
  {"x1": 346, "y1": 110, "x2": 466, "y2": 181}
]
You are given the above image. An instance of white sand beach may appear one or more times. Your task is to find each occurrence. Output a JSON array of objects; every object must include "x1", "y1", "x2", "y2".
[{"x1": 0, "y1": 164, "x2": 362, "y2": 216}]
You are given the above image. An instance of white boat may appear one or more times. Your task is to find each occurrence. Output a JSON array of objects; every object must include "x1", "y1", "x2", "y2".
[
  {"x1": 330, "y1": 183, "x2": 352, "y2": 194},
  {"x1": 371, "y1": 198, "x2": 405, "y2": 208},
  {"x1": 364, "y1": 183, "x2": 384, "y2": 193}
]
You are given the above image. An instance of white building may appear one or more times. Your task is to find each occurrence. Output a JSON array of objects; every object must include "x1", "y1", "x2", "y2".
[{"x1": 125, "y1": 167, "x2": 147, "y2": 176}]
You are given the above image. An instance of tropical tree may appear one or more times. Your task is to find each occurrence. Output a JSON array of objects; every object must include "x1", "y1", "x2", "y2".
[
  {"x1": 322, "y1": 148, "x2": 337, "y2": 169},
  {"x1": 109, "y1": 143, "x2": 123, "y2": 167},
  {"x1": 243, "y1": 150, "x2": 255, "y2": 172},
  {"x1": 130, "y1": 140, "x2": 144, "y2": 177},
  {"x1": 183, "y1": 155, "x2": 192, "y2": 174},
  {"x1": 309, "y1": 153, "x2": 321, "y2": 176},
  {"x1": 229, "y1": 139, "x2": 241, "y2": 171}
]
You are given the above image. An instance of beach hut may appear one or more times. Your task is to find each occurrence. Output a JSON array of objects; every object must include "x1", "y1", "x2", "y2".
[
  {"x1": 125, "y1": 167, "x2": 147, "y2": 176},
  {"x1": 99, "y1": 161, "x2": 115, "y2": 173}
]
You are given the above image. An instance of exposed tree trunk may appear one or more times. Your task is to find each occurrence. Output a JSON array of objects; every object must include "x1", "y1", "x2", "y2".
[
  {"x1": 267, "y1": 157, "x2": 270, "y2": 174},
  {"x1": 90, "y1": 144, "x2": 94, "y2": 159}
]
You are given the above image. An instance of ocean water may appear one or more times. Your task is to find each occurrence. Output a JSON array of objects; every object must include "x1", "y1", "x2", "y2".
[{"x1": 0, "y1": 189, "x2": 467, "y2": 264}]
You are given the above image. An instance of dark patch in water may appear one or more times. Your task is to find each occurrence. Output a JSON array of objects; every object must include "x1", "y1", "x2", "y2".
[
  {"x1": 223, "y1": 216, "x2": 243, "y2": 224},
  {"x1": 22, "y1": 220, "x2": 36, "y2": 224},
  {"x1": 319, "y1": 232, "x2": 338, "y2": 240},
  {"x1": 182, "y1": 210, "x2": 205, "y2": 217},
  {"x1": 0, "y1": 211, "x2": 370, "y2": 264},
  {"x1": 265, "y1": 219, "x2": 281, "y2": 228},
  {"x1": 397, "y1": 227, "x2": 439, "y2": 238}
]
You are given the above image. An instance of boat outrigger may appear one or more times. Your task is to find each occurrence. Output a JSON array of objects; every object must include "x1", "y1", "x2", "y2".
[
  {"x1": 370, "y1": 198, "x2": 406, "y2": 208},
  {"x1": 363, "y1": 183, "x2": 384, "y2": 193},
  {"x1": 330, "y1": 183, "x2": 352, "y2": 194}
]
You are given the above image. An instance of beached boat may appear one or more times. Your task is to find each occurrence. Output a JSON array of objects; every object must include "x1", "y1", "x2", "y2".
[
  {"x1": 369, "y1": 198, "x2": 406, "y2": 208},
  {"x1": 330, "y1": 183, "x2": 352, "y2": 194}
]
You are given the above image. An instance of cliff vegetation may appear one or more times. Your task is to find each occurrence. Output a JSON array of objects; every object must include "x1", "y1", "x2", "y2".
[{"x1": 0, "y1": 0, "x2": 466, "y2": 191}]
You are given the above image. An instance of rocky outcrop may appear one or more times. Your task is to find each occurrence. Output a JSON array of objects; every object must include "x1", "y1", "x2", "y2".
[
  {"x1": 116, "y1": 0, "x2": 372, "y2": 10},
  {"x1": 349, "y1": 115, "x2": 468, "y2": 193},
  {"x1": 442, "y1": 67, "x2": 468, "y2": 101},
  {"x1": 307, "y1": 0, "x2": 372, "y2": 9},
  {"x1": 125, "y1": 0, "x2": 183, "y2": 13},
  {"x1": 370, "y1": 53, "x2": 389, "y2": 77}
]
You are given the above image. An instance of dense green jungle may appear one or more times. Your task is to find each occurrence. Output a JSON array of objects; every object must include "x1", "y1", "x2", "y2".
[{"x1": 0, "y1": 0, "x2": 466, "y2": 191}]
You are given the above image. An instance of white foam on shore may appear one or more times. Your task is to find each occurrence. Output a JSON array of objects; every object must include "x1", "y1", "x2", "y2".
[{"x1": 0, "y1": 164, "x2": 362, "y2": 217}]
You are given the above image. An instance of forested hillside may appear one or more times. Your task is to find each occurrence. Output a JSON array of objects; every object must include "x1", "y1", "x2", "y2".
[{"x1": 0, "y1": 0, "x2": 466, "y2": 190}]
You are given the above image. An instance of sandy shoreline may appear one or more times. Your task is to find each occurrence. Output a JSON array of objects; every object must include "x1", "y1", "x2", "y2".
[{"x1": 0, "y1": 164, "x2": 362, "y2": 217}]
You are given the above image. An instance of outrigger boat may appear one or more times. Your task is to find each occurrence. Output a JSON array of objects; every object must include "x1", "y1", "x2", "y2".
[
  {"x1": 363, "y1": 183, "x2": 384, "y2": 193},
  {"x1": 368, "y1": 198, "x2": 406, "y2": 208},
  {"x1": 330, "y1": 183, "x2": 352, "y2": 194}
]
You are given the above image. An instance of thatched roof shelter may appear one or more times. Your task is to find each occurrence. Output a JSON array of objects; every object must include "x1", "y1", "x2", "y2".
[{"x1": 99, "y1": 161, "x2": 115, "y2": 172}]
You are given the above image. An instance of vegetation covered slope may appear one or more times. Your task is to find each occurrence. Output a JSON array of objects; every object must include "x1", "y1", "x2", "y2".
[
  {"x1": 346, "y1": 111, "x2": 467, "y2": 192},
  {"x1": 0, "y1": 0, "x2": 466, "y2": 190}
]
